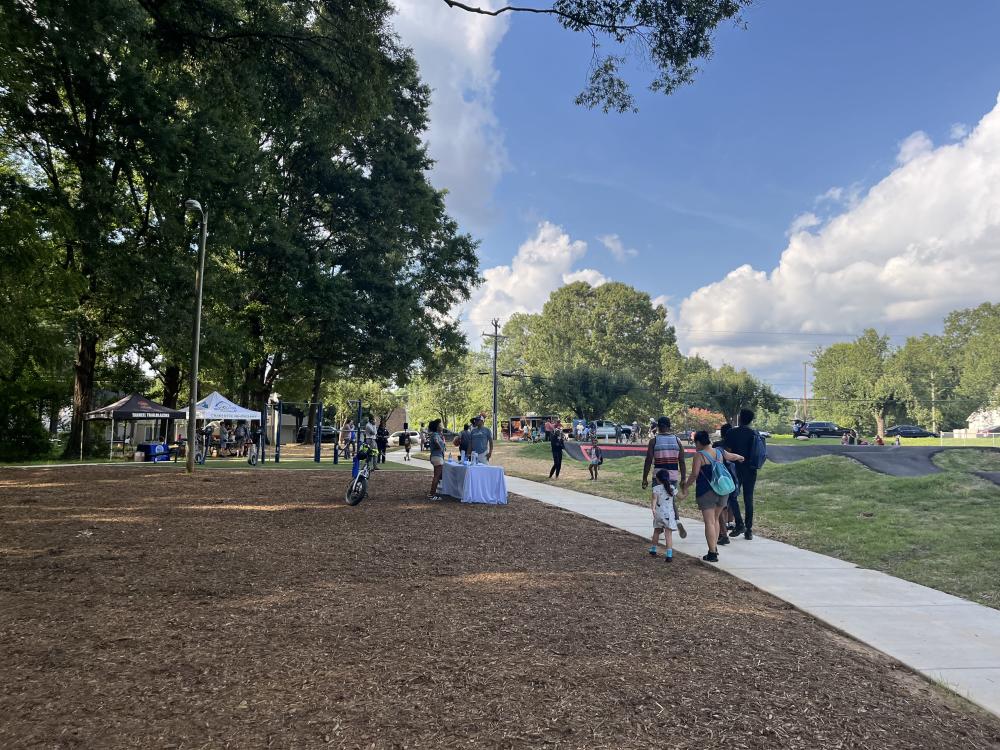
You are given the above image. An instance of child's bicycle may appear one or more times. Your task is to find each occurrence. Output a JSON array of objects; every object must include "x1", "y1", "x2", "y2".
[{"x1": 345, "y1": 442, "x2": 377, "y2": 506}]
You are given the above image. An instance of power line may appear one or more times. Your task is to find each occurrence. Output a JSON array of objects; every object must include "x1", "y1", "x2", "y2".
[{"x1": 676, "y1": 328, "x2": 914, "y2": 339}]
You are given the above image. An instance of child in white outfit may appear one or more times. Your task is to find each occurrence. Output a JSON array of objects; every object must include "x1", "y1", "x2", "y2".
[{"x1": 649, "y1": 478, "x2": 679, "y2": 562}]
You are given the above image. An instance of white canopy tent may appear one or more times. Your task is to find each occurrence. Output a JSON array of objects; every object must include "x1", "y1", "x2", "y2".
[{"x1": 186, "y1": 391, "x2": 261, "y2": 422}]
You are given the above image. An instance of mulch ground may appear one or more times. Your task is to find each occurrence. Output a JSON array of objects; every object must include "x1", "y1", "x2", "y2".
[{"x1": 2, "y1": 466, "x2": 1000, "y2": 749}]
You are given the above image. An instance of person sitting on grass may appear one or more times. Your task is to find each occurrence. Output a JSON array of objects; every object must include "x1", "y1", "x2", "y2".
[
  {"x1": 588, "y1": 435, "x2": 603, "y2": 480},
  {"x1": 649, "y1": 476, "x2": 680, "y2": 563},
  {"x1": 428, "y1": 419, "x2": 446, "y2": 501},
  {"x1": 680, "y1": 430, "x2": 744, "y2": 563}
]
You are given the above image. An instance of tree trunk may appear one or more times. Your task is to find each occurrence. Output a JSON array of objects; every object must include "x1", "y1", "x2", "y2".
[
  {"x1": 161, "y1": 364, "x2": 182, "y2": 408},
  {"x1": 63, "y1": 330, "x2": 98, "y2": 458},
  {"x1": 875, "y1": 411, "x2": 886, "y2": 440},
  {"x1": 48, "y1": 399, "x2": 59, "y2": 435},
  {"x1": 307, "y1": 361, "x2": 323, "y2": 438}
]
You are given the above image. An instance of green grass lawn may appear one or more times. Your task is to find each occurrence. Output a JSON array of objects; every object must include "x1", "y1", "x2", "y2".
[
  {"x1": 753, "y1": 452, "x2": 1000, "y2": 608},
  {"x1": 472, "y1": 442, "x2": 1000, "y2": 608}
]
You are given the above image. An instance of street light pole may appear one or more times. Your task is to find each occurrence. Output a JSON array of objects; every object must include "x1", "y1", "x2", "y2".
[{"x1": 185, "y1": 200, "x2": 208, "y2": 474}]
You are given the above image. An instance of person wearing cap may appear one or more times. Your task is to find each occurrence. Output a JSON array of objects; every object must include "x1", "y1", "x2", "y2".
[
  {"x1": 642, "y1": 416, "x2": 688, "y2": 560},
  {"x1": 468, "y1": 415, "x2": 493, "y2": 463}
]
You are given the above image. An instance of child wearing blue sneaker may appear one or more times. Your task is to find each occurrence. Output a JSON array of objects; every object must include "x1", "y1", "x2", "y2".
[{"x1": 648, "y1": 477, "x2": 679, "y2": 562}]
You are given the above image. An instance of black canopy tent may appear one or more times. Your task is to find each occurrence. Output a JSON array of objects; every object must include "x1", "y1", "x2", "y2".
[{"x1": 83, "y1": 394, "x2": 185, "y2": 460}]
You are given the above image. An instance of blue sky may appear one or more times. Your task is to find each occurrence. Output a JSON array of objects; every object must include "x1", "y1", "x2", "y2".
[{"x1": 393, "y1": 0, "x2": 1000, "y2": 392}]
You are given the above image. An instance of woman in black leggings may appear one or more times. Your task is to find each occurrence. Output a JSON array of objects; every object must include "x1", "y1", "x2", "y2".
[{"x1": 549, "y1": 427, "x2": 565, "y2": 478}]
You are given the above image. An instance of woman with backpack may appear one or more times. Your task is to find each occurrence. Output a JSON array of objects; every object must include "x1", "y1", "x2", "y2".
[{"x1": 680, "y1": 430, "x2": 745, "y2": 563}]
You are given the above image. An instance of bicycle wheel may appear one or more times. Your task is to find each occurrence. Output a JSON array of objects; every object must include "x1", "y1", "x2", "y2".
[
  {"x1": 345, "y1": 475, "x2": 368, "y2": 506},
  {"x1": 195, "y1": 450, "x2": 206, "y2": 465},
  {"x1": 247, "y1": 449, "x2": 257, "y2": 466}
]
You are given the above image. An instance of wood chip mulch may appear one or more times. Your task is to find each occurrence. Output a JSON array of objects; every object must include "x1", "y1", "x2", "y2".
[{"x1": 2, "y1": 465, "x2": 999, "y2": 749}]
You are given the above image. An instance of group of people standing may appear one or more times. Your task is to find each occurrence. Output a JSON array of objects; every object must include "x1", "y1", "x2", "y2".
[
  {"x1": 426, "y1": 415, "x2": 495, "y2": 501},
  {"x1": 641, "y1": 409, "x2": 761, "y2": 564}
]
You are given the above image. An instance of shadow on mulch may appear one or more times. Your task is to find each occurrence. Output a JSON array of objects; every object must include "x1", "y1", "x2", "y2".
[{"x1": 2, "y1": 466, "x2": 999, "y2": 749}]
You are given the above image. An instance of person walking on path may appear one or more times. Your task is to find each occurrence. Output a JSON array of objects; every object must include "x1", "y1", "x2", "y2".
[
  {"x1": 681, "y1": 430, "x2": 744, "y2": 563},
  {"x1": 427, "y1": 419, "x2": 446, "y2": 500},
  {"x1": 723, "y1": 408, "x2": 760, "y2": 540},
  {"x1": 714, "y1": 424, "x2": 741, "y2": 544},
  {"x1": 401, "y1": 422, "x2": 412, "y2": 461},
  {"x1": 376, "y1": 419, "x2": 389, "y2": 464},
  {"x1": 649, "y1": 480, "x2": 680, "y2": 562},
  {"x1": 549, "y1": 427, "x2": 565, "y2": 479},
  {"x1": 588, "y1": 435, "x2": 603, "y2": 480},
  {"x1": 469, "y1": 415, "x2": 493, "y2": 463},
  {"x1": 642, "y1": 416, "x2": 688, "y2": 548}
]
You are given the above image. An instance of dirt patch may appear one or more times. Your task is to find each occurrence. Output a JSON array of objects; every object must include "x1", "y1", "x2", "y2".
[{"x1": 2, "y1": 465, "x2": 999, "y2": 749}]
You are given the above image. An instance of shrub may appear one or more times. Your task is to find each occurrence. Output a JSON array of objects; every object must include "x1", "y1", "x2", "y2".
[{"x1": 0, "y1": 399, "x2": 51, "y2": 461}]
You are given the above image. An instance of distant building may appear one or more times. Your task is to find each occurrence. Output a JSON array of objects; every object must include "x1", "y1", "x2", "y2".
[{"x1": 967, "y1": 407, "x2": 1000, "y2": 434}]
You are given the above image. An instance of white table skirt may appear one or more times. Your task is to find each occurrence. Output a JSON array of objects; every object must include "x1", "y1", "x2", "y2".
[{"x1": 440, "y1": 462, "x2": 508, "y2": 504}]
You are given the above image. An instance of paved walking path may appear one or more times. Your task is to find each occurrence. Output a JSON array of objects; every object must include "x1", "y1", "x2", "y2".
[{"x1": 391, "y1": 453, "x2": 1000, "y2": 717}]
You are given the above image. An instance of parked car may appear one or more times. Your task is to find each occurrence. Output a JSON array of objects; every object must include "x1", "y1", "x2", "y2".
[
  {"x1": 389, "y1": 429, "x2": 420, "y2": 447},
  {"x1": 976, "y1": 425, "x2": 1000, "y2": 437},
  {"x1": 885, "y1": 424, "x2": 939, "y2": 438},
  {"x1": 801, "y1": 421, "x2": 851, "y2": 438},
  {"x1": 296, "y1": 425, "x2": 338, "y2": 443},
  {"x1": 591, "y1": 420, "x2": 633, "y2": 440}
]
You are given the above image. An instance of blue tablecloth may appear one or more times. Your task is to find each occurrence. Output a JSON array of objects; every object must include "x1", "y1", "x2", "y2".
[{"x1": 440, "y1": 462, "x2": 508, "y2": 504}]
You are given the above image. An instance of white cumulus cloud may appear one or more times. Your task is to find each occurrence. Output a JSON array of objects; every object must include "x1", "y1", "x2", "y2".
[
  {"x1": 563, "y1": 269, "x2": 610, "y2": 286},
  {"x1": 896, "y1": 130, "x2": 934, "y2": 165},
  {"x1": 463, "y1": 222, "x2": 606, "y2": 339},
  {"x1": 677, "y1": 93, "x2": 1000, "y2": 382},
  {"x1": 597, "y1": 233, "x2": 638, "y2": 261},
  {"x1": 950, "y1": 122, "x2": 970, "y2": 141},
  {"x1": 392, "y1": 1, "x2": 509, "y2": 230},
  {"x1": 787, "y1": 212, "x2": 822, "y2": 236}
]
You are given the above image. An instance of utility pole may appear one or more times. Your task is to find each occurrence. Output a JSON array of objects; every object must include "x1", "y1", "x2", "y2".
[
  {"x1": 931, "y1": 372, "x2": 937, "y2": 434},
  {"x1": 482, "y1": 318, "x2": 506, "y2": 439},
  {"x1": 802, "y1": 361, "x2": 810, "y2": 421}
]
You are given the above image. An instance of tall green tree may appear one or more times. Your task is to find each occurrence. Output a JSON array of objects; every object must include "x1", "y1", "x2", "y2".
[
  {"x1": 500, "y1": 281, "x2": 676, "y2": 417},
  {"x1": 1, "y1": 0, "x2": 480, "y2": 454},
  {"x1": 528, "y1": 365, "x2": 637, "y2": 421},
  {"x1": 944, "y1": 303, "x2": 1000, "y2": 412},
  {"x1": 893, "y1": 334, "x2": 964, "y2": 431},
  {"x1": 811, "y1": 330, "x2": 910, "y2": 438},
  {"x1": 687, "y1": 364, "x2": 781, "y2": 425}
]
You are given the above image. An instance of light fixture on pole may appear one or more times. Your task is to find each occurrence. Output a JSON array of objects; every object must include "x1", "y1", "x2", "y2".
[{"x1": 185, "y1": 199, "x2": 208, "y2": 474}]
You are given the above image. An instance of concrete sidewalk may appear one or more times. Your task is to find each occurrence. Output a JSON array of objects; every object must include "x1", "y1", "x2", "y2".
[{"x1": 391, "y1": 452, "x2": 1000, "y2": 718}]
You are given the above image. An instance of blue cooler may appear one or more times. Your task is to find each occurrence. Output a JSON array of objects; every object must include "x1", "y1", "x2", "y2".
[{"x1": 139, "y1": 442, "x2": 170, "y2": 462}]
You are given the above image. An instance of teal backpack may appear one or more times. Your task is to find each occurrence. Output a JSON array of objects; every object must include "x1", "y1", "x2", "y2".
[{"x1": 701, "y1": 448, "x2": 736, "y2": 495}]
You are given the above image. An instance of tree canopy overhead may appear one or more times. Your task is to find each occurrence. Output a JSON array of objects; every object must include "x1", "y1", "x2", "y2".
[
  {"x1": 443, "y1": 0, "x2": 753, "y2": 112},
  {"x1": 0, "y1": 0, "x2": 479, "y2": 458}
]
